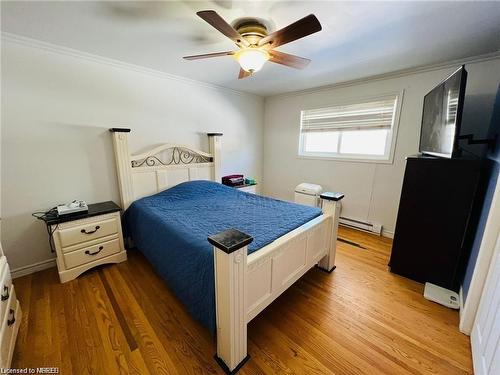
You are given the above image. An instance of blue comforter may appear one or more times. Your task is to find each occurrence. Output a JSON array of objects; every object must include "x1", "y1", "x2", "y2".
[{"x1": 123, "y1": 180, "x2": 322, "y2": 332}]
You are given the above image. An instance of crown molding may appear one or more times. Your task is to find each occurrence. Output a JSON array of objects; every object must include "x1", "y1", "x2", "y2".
[
  {"x1": 3, "y1": 31, "x2": 499, "y2": 101},
  {"x1": 266, "y1": 50, "x2": 500, "y2": 100},
  {"x1": 1, "y1": 32, "x2": 262, "y2": 100}
]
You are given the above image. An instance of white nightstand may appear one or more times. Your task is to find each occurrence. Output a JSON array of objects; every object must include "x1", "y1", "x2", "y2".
[
  {"x1": 234, "y1": 184, "x2": 257, "y2": 194},
  {"x1": 44, "y1": 201, "x2": 127, "y2": 283}
]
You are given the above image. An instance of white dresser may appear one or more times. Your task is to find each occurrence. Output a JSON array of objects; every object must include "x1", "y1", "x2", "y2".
[
  {"x1": 0, "y1": 123, "x2": 21, "y2": 369},
  {"x1": 0, "y1": 246, "x2": 21, "y2": 369}
]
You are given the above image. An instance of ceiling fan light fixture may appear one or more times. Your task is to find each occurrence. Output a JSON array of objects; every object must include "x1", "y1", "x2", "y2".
[
  {"x1": 235, "y1": 48, "x2": 270, "y2": 73},
  {"x1": 186, "y1": 11, "x2": 322, "y2": 79}
]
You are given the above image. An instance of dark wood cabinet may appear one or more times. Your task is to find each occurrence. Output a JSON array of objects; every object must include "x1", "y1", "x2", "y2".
[{"x1": 389, "y1": 156, "x2": 483, "y2": 292}]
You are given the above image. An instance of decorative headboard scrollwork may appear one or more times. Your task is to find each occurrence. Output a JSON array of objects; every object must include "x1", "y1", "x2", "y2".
[
  {"x1": 131, "y1": 146, "x2": 212, "y2": 168},
  {"x1": 109, "y1": 129, "x2": 222, "y2": 210}
]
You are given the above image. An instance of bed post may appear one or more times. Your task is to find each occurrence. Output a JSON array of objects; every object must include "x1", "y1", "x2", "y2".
[
  {"x1": 109, "y1": 128, "x2": 134, "y2": 210},
  {"x1": 208, "y1": 133, "x2": 222, "y2": 183},
  {"x1": 208, "y1": 228, "x2": 253, "y2": 374},
  {"x1": 318, "y1": 192, "x2": 344, "y2": 272}
]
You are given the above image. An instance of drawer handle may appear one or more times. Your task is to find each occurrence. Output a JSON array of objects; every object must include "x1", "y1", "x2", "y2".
[
  {"x1": 7, "y1": 309, "x2": 15, "y2": 326},
  {"x1": 1, "y1": 286, "x2": 9, "y2": 301},
  {"x1": 85, "y1": 246, "x2": 104, "y2": 256},
  {"x1": 81, "y1": 225, "x2": 100, "y2": 235}
]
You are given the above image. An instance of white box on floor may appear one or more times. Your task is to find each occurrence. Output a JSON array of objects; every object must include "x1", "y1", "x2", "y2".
[{"x1": 424, "y1": 282, "x2": 460, "y2": 309}]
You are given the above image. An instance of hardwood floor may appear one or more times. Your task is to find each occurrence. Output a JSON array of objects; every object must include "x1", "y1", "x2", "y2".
[{"x1": 12, "y1": 227, "x2": 472, "y2": 374}]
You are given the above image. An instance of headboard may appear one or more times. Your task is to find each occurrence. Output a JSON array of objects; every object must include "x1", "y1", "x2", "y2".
[{"x1": 110, "y1": 128, "x2": 222, "y2": 210}]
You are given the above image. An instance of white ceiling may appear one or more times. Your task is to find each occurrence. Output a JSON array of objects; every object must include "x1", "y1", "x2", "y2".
[{"x1": 2, "y1": 1, "x2": 500, "y2": 96}]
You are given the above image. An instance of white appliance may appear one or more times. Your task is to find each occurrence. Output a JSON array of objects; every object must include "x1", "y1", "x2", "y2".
[{"x1": 294, "y1": 183, "x2": 322, "y2": 207}]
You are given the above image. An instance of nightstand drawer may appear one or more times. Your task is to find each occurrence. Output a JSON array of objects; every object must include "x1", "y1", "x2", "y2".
[
  {"x1": 63, "y1": 238, "x2": 120, "y2": 269},
  {"x1": 58, "y1": 217, "x2": 119, "y2": 248}
]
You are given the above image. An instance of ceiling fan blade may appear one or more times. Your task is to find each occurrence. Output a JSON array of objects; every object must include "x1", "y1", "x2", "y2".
[
  {"x1": 183, "y1": 51, "x2": 234, "y2": 60},
  {"x1": 258, "y1": 14, "x2": 321, "y2": 48},
  {"x1": 269, "y1": 50, "x2": 311, "y2": 69},
  {"x1": 238, "y1": 68, "x2": 252, "y2": 79},
  {"x1": 197, "y1": 10, "x2": 249, "y2": 47}
]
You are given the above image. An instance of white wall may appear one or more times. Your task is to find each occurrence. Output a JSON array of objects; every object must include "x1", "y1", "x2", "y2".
[
  {"x1": 1, "y1": 37, "x2": 264, "y2": 271},
  {"x1": 2, "y1": 34, "x2": 499, "y2": 273},
  {"x1": 262, "y1": 57, "x2": 500, "y2": 236}
]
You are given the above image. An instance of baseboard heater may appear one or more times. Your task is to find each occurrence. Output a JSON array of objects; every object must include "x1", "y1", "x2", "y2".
[{"x1": 339, "y1": 216, "x2": 382, "y2": 235}]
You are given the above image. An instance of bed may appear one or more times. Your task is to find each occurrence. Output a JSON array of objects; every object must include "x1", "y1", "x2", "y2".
[
  {"x1": 123, "y1": 179, "x2": 323, "y2": 332},
  {"x1": 110, "y1": 129, "x2": 343, "y2": 374}
]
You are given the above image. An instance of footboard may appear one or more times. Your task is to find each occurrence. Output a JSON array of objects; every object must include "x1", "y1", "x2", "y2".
[
  {"x1": 208, "y1": 192, "x2": 343, "y2": 374},
  {"x1": 246, "y1": 214, "x2": 330, "y2": 322}
]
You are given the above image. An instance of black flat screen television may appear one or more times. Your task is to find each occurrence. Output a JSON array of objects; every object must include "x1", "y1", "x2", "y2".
[{"x1": 419, "y1": 65, "x2": 467, "y2": 158}]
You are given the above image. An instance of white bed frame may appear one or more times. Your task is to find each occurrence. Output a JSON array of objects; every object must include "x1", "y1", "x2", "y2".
[{"x1": 110, "y1": 128, "x2": 342, "y2": 374}]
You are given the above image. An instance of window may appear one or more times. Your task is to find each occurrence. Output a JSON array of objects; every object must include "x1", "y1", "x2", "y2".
[{"x1": 298, "y1": 94, "x2": 401, "y2": 162}]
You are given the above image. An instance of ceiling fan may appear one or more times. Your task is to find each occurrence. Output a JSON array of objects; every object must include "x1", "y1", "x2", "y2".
[{"x1": 183, "y1": 10, "x2": 322, "y2": 79}]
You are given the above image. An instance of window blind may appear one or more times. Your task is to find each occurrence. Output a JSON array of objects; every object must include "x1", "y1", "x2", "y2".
[{"x1": 301, "y1": 96, "x2": 398, "y2": 132}]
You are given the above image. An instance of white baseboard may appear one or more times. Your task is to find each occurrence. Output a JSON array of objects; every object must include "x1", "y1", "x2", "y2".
[
  {"x1": 459, "y1": 286, "x2": 464, "y2": 315},
  {"x1": 11, "y1": 258, "x2": 56, "y2": 279},
  {"x1": 382, "y1": 229, "x2": 394, "y2": 239},
  {"x1": 458, "y1": 286, "x2": 471, "y2": 335}
]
